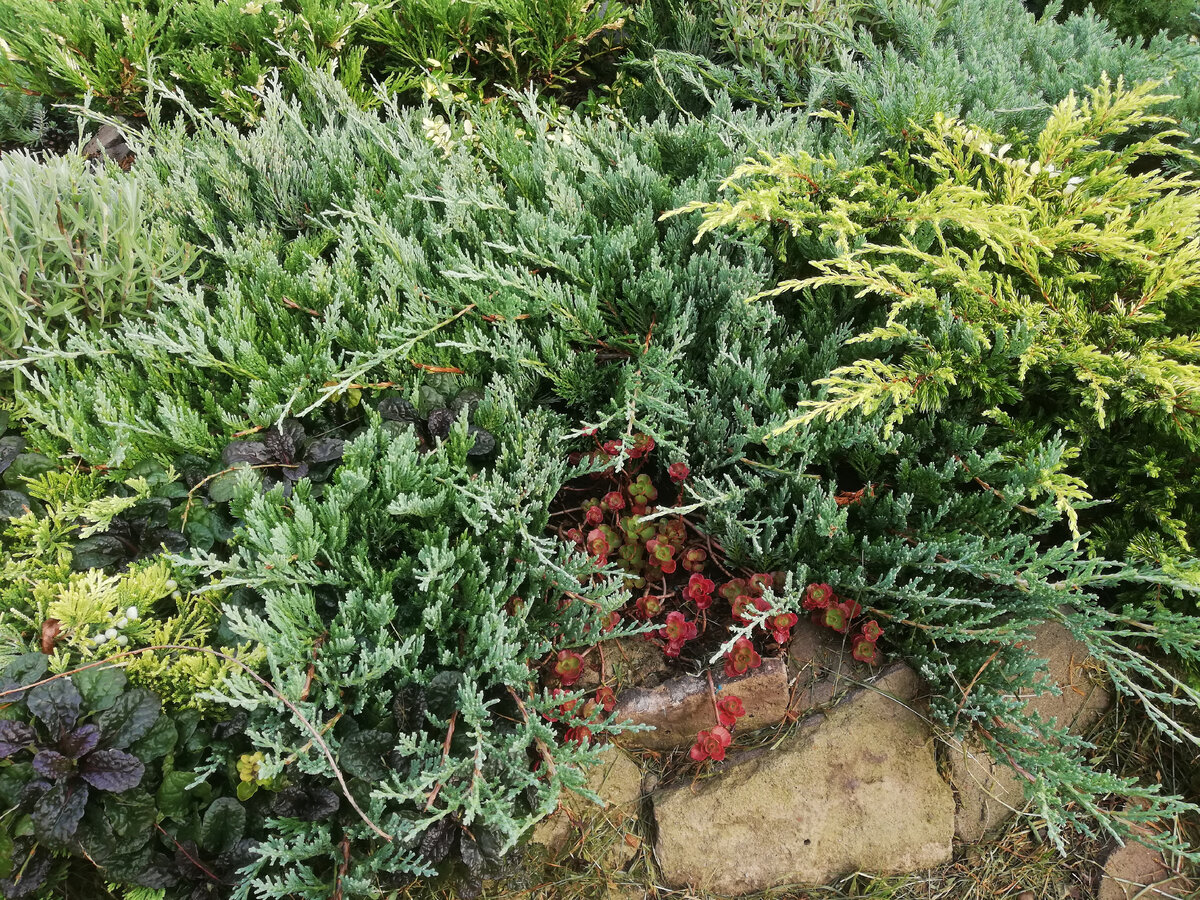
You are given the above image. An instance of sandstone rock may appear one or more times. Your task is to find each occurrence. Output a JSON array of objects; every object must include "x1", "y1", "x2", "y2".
[
  {"x1": 947, "y1": 620, "x2": 1112, "y2": 842},
  {"x1": 1098, "y1": 840, "x2": 1193, "y2": 900},
  {"x1": 1097, "y1": 803, "x2": 1194, "y2": 900},
  {"x1": 530, "y1": 745, "x2": 644, "y2": 866},
  {"x1": 652, "y1": 663, "x2": 954, "y2": 895},
  {"x1": 580, "y1": 637, "x2": 671, "y2": 690},
  {"x1": 614, "y1": 657, "x2": 789, "y2": 751},
  {"x1": 788, "y1": 619, "x2": 873, "y2": 715}
]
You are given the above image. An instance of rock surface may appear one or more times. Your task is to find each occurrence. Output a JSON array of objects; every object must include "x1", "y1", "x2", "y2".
[
  {"x1": 1097, "y1": 802, "x2": 1194, "y2": 900},
  {"x1": 580, "y1": 637, "x2": 671, "y2": 690},
  {"x1": 530, "y1": 745, "x2": 644, "y2": 868},
  {"x1": 946, "y1": 620, "x2": 1112, "y2": 842},
  {"x1": 82, "y1": 123, "x2": 134, "y2": 169},
  {"x1": 614, "y1": 657, "x2": 789, "y2": 751},
  {"x1": 652, "y1": 664, "x2": 954, "y2": 895},
  {"x1": 787, "y1": 619, "x2": 872, "y2": 715}
]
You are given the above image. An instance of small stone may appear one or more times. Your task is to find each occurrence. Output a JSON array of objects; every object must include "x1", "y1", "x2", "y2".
[
  {"x1": 579, "y1": 637, "x2": 671, "y2": 690},
  {"x1": 652, "y1": 663, "x2": 953, "y2": 895},
  {"x1": 83, "y1": 123, "x2": 134, "y2": 168},
  {"x1": 1097, "y1": 803, "x2": 1194, "y2": 900},
  {"x1": 613, "y1": 657, "x2": 789, "y2": 751}
]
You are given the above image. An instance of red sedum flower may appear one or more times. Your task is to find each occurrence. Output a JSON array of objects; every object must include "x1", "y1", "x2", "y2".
[
  {"x1": 716, "y1": 695, "x2": 746, "y2": 728},
  {"x1": 564, "y1": 725, "x2": 593, "y2": 745},
  {"x1": 684, "y1": 573, "x2": 716, "y2": 609},
  {"x1": 554, "y1": 649, "x2": 585, "y2": 686},
  {"x1": 681, "y1": 546, "x2": 707, "y2": 573},
  {"x1": 630, "y1": 433, "x2": 656, "y2": 458},
  {"x1": 601, "y1": 610, "x2": 621, "y2": 634},
  {"x1": 658, "y1": 611, "x2": 698, "y2": 657},
  {"x1": 802, "y1": 583, "x2": 835, "y2": 610},
  {"x1": 595, "y1": 686, "x2": 616, "y2": 713},
  {"x1": 860, "y1": 619, "x2": 883, "y2": 643},
  {"x1": 668, "y1": 462, "x2": 690, "y2": 483},
  {"x1": 812, "y1": 605, "x2": 849, "y2": 633},
  {"x1": 635, "y1": 594, "x2": 664, "y2": 619},
  {"x1": 767, "y1": 611, "x2": 799, "y2": 644},
  {"x1": 723, "y1": 637, "x2": 762, "y2": 677},
  {"x1": 852, "y1": 634, "x2": 881, "y2": 665},
  {"x1": 689, "y1": 726, "x2": 733, "y2": 762}
]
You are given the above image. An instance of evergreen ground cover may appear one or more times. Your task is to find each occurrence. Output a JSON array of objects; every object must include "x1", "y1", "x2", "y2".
[{"x1": 0, "y1": 1, "x2": 1198, "y2": 898}]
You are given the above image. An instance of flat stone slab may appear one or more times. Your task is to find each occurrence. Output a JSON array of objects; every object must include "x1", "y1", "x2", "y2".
[
  {"x1": 614, "y1": 657, "x2": 789, "y2": 751},
  {"x1": 652, "y1": 664, "x2": 954, "y2": 895}
]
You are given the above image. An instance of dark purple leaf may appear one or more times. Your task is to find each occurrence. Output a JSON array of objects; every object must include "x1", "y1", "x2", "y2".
[
  {"x1": 0, "y1": 840, "x2": 50, "y2": 898},
  {"x1": 172, "y1": 840, "x2": 216, "y2": 883},
  {"x1": 59, "y1": 723, "x2": 101, "y2": 759},
  {"x1": 80, "y1": 748, "x2": 144, "y2": 792},
  {"x1": 338, "y1": 730, "x2": 394, "y2": 782},
  {"x1": 0, "y1": 720, "x2": 34, "y2": 758},
  {"x1": 26, "y1": 677, "x2": 81, "y2": 736},
  {"x1": 419, "y1": 817, "x2": 457, "y2": 865},
  {"x1": 211, "y1": 711, "x2": 247, "y2": 740},
  {"x1": 459, "y1": 831, "x2": 485, "y2": 899},
  {"x1": 426, "y1": 408, "x2": 458, "y2": 441},
  {"x1": 279, "y1": 418, "x2": 306, "y2": 446},
  {"x1": 143, "y1": 527, "x2": 190, "y2": 555},
  {"x1": 215, "y1": 839, "x2": 257, "y2": 881},
  {"x1": 97, "y1": 688, "x2": 160, "y2": 749},
  {"x1": 134, "y1": 856, "x2": 181, "y2": 889},
  {"x1": 16, "y1": 780, "x2": 50, "y2": 814},
  {"x1": 449, "y1": 387, "x2": 485, "y2": 417},
  {"x1": 31, "y1": 750, "x2": 73, "y2": 780},
  {"x1": 128, "y1": 497, "x2": 172, "y2": 529},
  {"x1": 0, "y1": 435, "x2": 25, "y2": 476},
  {"x1": 31, "y1": 780, "x2": 88, "y2": 847},
  {"x1": 71, "y1": 534, "x2": 132, "y2": 570},
  {"x1": 280, "y1": 462, "x2": 309, "y2": 482},
  {"x1": 466, "y1": 426, "x2": 496, "y2": 457},
  {"x1": 378, "y1": 398, "x2": 419, "y2": 422},
  {"x1": 271, "y1": 784, "x2": 339, "y2": 822},
  {"x1": 221, "y1": 441, "x2": 268, "y2": 466},
  {"x1": 304, "y1": 437, "x2": 344, "y2": 464},
  {"x1": 264, "y1": 423, "x2": 300, "y2": 462}
]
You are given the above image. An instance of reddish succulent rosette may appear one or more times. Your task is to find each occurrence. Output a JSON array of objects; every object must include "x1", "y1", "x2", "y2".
[
  {"x1": 723, "y1": 637, "x2": 762, "y2": 678},
  {"x1": 689, "y1": 726, "x2": 733, "y2": 762},
  {"x1": 554, "y1": 649, "x2": 585, "y2": 686},
  {"x1": 716, "y1": 695, "x2": 746, "y2": 728},
  {"x1": 802, "y1": 583, "x2": 835, "y2": 610}
]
